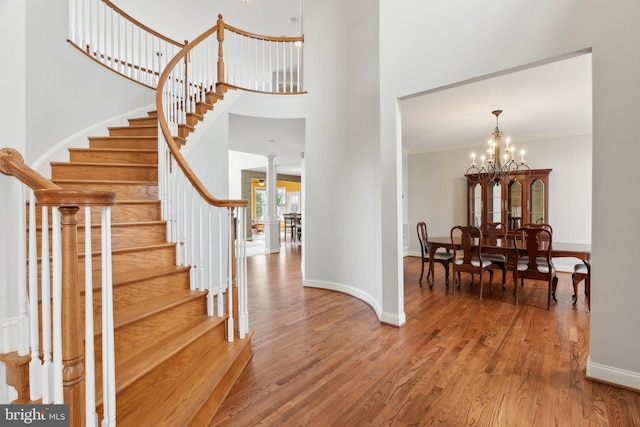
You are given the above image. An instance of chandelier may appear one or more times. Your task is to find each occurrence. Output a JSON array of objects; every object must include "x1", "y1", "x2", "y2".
[{"x1": 466, "y1": 110, "x2": 530, "y2": 183}]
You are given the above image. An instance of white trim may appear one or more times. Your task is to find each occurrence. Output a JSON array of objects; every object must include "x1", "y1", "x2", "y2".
[
  {"x1": 586, "y1": 356, "x2": 640, "y2": 392},
  {"x1": 304, "y1": 279, "x2": 382, "y2": 321}
]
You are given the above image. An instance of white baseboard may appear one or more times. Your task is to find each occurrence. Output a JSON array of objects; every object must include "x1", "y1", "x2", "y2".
[
  {"x1": 303, "y1": 279, "x2": 382, "y2": 321},
  {"x1": 586, "y1": 356, "x2": 640, "y2": 392}
]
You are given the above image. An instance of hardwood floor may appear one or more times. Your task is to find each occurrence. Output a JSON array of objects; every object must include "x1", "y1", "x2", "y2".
[{"x1": 211, "y1": 248, "x2": 640, "y2": 426}]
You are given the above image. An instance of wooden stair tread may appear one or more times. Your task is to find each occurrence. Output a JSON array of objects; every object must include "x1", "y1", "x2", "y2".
[
  {"x1": 145, "y1": 335, "x2": 251, "y2": 426},
  {"x1": 68, "y1": 148, "x2": 157, "y2": 154},
  {"x1": 98, "y1": 290, "x2": 206, "y2": 333},
  {"x1": 81, "y1": 265, "x2": 188, "y2": 293},
  {"x1": 112, "y1": 316, "x2": 227, "y2": 394},
  {"x1": 51, "y1": 161, "x2": 156, "y2": 167},
  {"x1": 52, "y1": 178, "x2": 157, "y2": 185}
]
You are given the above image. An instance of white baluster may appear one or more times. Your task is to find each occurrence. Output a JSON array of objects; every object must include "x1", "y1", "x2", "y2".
[
  {"x1": 207, "y1": 204, "x2": 214, "y2": 316},
  {"x1": 41, "y1": 206, "x2": 53, "y2": 403},
  {"x1": 227, "y1": 208, "x2": 234, "y2": 342},
  {"x1": 217, "y1": 208, "x2": 224, "y2": 317},
  {"x1": 101, "y1": 206, "x2": 116, "y2": 427},
  {"x1": 17, "y1": 186, "x2": 29, "y2": 357},
  {"x1": 28, "y1": 191, "x2": 42, "y2": 400},
  {"x1": 52, "y1": 208, "x2": 64, "y2": 403},
  {"x1": 85, "y1": 207, "x2": 97, "y2": 427}
]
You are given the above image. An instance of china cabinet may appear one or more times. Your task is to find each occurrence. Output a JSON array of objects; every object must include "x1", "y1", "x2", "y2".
[{"x1": 466, "y1": 169, "x2": 551, "y2": 233}]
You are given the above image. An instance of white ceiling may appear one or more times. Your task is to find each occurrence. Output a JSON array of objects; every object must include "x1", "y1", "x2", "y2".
[{"x1": 400, "y1": 53, "x2": 592, "y2": 154}]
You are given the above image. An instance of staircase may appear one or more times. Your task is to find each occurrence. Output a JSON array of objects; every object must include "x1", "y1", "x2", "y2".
[{"x1": 47, "y1": 107, "x2": 252, "y2": 425}]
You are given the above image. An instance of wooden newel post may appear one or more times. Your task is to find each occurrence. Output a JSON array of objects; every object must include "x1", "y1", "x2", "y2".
[
  {"x1": 217, "y1": 14, "x2": 225, "y2": 87},
  {"x1": 58, "y1": 205, "x2": 86, "y2": 427}
]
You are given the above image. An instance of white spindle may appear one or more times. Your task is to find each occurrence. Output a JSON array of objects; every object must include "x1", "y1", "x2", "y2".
[
  {"x1": 227, "y1": 208, "x2": 234, "y2": 342},
  {"x1": 52, "y1": 208, "x2": 64, "y2": 403},
  {"x1": 28, "y1": 191, "x2": 42, "y2": 400},
  {"x1": 85, "y1": 207, "x2": 97, "y2": 427},
  {"x1": 217, "y1": 209, "x2": 224, "y2": 317},
  {"x1": 207, "y1": 205, "x2": 215, "y2": 316},
  {"x1": 198, "y1": 198, "x2": 204, "y2": 291},
  {"x1": 101, "y1": 206, "x2": 116, "y2": 427},
  {"x1": 41, "y1": 206, "x2": 53, "y2": 404},
  {"x1": 17, "y1": 186, "x2": 29, "y2": 357}
]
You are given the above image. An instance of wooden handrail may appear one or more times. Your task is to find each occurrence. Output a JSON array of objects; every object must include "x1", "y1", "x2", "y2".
[
  {"x1": 223, "y1": 21, "x2": 304, "y2": 44},
  {"x1": 156, "y1": 20, "x2": 247, "y2": 209},
  {"x1": 102, "y1": 0, "x2": 184, "y2": 47},
  {"x1": 0, "y1": 148, "x2": 61, "y2": 190}
]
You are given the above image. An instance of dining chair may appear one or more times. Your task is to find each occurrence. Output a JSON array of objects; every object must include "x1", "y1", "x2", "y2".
[
  {"x1": 572, "y1": 261, "x2": 590, "y2": 310},
  {"x1": 416, "y1": 222, "x2": 453, "y2": 286},
  {"x1": 282, "y1": 213, "x2": 295, "y2": 241},
  {"x1": 512, "y1": 226, "x2": 558, "y2": 309},
  {"x1": 483, "y1": 222, "x2": 507, "y2": 289},
  {"x1": 450, "y1": 225, "x2": 494, "y2": 300},
  {"x1": 523, "y1": 222, "x2": 553, "y2": 234},
  {"x1": 294, "y1": 213, "x2": 302, "y2": 241}
]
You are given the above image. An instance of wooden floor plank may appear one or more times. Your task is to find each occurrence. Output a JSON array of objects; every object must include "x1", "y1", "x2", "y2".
[{"x1": 210, "y1": 248, "x2": 640, "y2": 426}]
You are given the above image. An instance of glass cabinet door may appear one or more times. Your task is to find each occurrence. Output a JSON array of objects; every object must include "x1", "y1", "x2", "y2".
[
  {"x1": 487, "y1": 181, "x2": 502, "y2": 223},
  {"x1": 529, "y1": 178, "x2": 545, "y2": 224},
  {"x1": 469, "y1": 182, "x2": 482, "y2": 227},
  {"x1": 508, "y1": 180, "x2": 522, "y2": 229}
]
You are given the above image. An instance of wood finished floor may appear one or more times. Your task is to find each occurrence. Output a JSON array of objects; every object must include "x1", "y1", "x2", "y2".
[{"x1": 211, "y1": 247, "x2": 640, "y2": 426}]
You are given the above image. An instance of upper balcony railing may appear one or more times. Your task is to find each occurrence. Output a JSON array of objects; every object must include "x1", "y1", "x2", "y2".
[
  {"x1": 67, "y1": 0, "x2": 186, "y2": 88},
  {"x1": 67, "y1": 1, "x2": 305, "y2": 94}
]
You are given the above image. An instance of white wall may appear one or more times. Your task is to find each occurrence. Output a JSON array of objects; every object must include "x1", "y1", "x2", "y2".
[
  {"x1": 0, "y1": 0, "x2": 27, "y2": 404},
  {"x1": 25, "y1": 0, "x2": 154, "y2": 164},
  {"x1": 406, "y1": 133, "x2": 592, "y2": 270},
  {"x1": 381, "y1": 0, "x2": 640, "y2": 390},
  {"x1": 302, "y1": 0, "x2": 394, "y2": 322}
]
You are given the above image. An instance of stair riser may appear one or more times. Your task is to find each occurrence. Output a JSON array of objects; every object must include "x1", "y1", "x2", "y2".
[
  {"x1": 109, "y1": 126, "x2": 158, "y2": 137},
  {"x1": 51, "y1": 164, "x2": 157, "y2": 181},
  {"x1": 77, "y1": 245, "x2": 177, "y2": 279},
  {"x1": 69, "y1": 150, "x2": 157, "y2": 165},
  {"x1": 128, "y1": 117, "x2": 158, "y2": 127},
  {"x1": 80, "y1": 203, "x2": 161, "y2": 223},
  {"x1": 28, "y1": 202, "x2": 160, "y2": 225},
  {"x1": 89, "y1": 137, "x2": 157, "y2": 150},
  {"x1": 55, "y1": 181, "x2": 158, "y2": 200},
  {"x1": 97, "y1": 296, "x2": 208, "y2": 356},
  {"x1": 84, "y1": 270, "x2": 190, "y2": 322},
  {"x1": 32, "y1": 223, "x2": 167, "y2": 254}
]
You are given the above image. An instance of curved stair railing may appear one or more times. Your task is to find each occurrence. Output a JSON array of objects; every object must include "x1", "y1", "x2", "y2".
[
  {"x1": 67, "y1": 0, "x2": 186, "y2": 88},
  {"x1": 0, "y1": 149, "x2": 117, "y2": 427},
  {"x1": 156, "y1": 15, "x2": 304, "y2": 341}
]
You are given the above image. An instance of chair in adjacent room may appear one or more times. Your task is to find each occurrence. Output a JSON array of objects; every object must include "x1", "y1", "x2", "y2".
[
  {"x1": 450, "y1": 225, "x2": 494, "y2": 300},
  {"x1": 483, "y1": 222, "x2": 508, "y2": 290},
  {"x1": 416, "y1": 222, "x2": 453, "y2": 286},
  {"x1": 282, "y1": 213, "x2": 295, "y2": 241},
  {"x1": 512, "y1": 226, "x2": 558, "y2": 309},
  {"x1": 572, "y1": 261, "x2": 591, "y2": 310}
]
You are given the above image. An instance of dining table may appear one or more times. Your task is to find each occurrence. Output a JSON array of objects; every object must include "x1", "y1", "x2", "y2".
[{"x1": 426, "y1": 235, "x2": 591, "y2": 286}]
